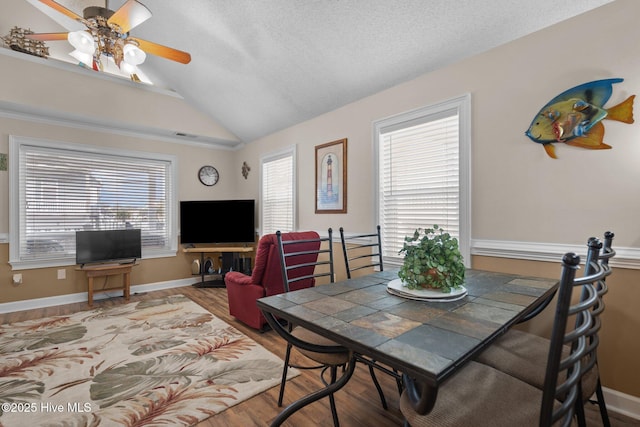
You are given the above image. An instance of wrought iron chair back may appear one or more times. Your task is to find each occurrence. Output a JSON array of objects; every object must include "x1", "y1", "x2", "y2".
[
  {"x1": 278, "y1": 229, "x2": 335, "y2": 291},
  {"x1": 339, "y1": 225, "x2": 383, "y2": 278},
  {"x1": 573, "y1": 232, "x2": 615, "y2": 426},
  {"x1": 541, "y1": 242, "x2": 605, "y2": 426}
]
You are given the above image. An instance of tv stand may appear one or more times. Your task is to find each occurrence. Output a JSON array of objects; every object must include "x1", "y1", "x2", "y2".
[{"x1": 183, "y1": 246, "x2": 253, "y2": 288}]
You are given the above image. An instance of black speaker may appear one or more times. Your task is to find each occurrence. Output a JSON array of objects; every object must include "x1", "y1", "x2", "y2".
[
  {"x1": 236, "y1": 257, "x2": 252, "y2": 275},
  {"x1": 221, "y1": 252, "x2": 234, "y2": 273}
]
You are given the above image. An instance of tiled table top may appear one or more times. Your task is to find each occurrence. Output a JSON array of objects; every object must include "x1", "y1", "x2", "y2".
[{"x1": 257, "y1": 268, "x2": 557, "y2": 386}]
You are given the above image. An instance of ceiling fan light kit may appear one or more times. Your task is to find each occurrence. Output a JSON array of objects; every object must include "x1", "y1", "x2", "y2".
[
  {"x1": 68, "y1": 48, "x2": 92, "y2": 67},
  {"x1": 26, "y1": 0, "x2": 191, "y2": 80},
  {"x1": 122, "y1": 43, "x2": 145, "y2": 65},
  {"x1": 68, "y1": 29, "x2": 94, "y2": 54}
]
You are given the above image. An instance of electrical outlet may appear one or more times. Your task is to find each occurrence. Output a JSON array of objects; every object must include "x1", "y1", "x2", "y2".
[
  {"x1": 12, "y1": 274, "x2": 22, "y2": 285},
  {"x1": 57, "y1": 269, "x2": 66, "y2": 280}
]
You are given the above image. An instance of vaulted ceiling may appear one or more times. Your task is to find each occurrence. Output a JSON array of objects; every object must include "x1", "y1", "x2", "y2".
[{"x1": 2, "y1": 0, "x2": 614, "y2": 146}]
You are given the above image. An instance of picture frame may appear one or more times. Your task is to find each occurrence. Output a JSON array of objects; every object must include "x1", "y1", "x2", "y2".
[{"x1": 315, "y1": 138, "x2": 347, "y2": 213}]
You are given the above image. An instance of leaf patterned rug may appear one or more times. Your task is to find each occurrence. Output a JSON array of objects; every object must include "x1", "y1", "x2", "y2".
[{"x1": 0, "y1": 294, "x2": 297, "y2": 426}]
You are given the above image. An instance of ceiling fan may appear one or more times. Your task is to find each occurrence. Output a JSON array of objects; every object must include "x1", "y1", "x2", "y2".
[{"x1": 26, "y1": 0, "x2": 191, "y2": 74}]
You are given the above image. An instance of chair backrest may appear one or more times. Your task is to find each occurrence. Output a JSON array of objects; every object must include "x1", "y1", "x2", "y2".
[
  {"x1": 540, "y1": 240, "x2": 606, "y2": 426},
  {"x1": 578, "y1": 232, "x2": 615, "y2": 379},
  {"x1": 594, "y1": 231, "x2": 615, "y2": 336},
  {"x1": 251, "y1": 231, "x2": 323, "y2": 297},
  {"x1": 600, "y1": 231, "x2": 615, "y2": 268},
  {"x1": 277, "y1": 229, "x2": 334, "y2": 292},
  {"x1": 339, "y1": 226, "x2": 383, "y2": 279}
]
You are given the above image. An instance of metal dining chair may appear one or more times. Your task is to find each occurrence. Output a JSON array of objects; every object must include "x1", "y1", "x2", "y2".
[
  {"x1": 267, "y1": 229, "x2": 351, "y2": 427},
  {"x1": 339, "y1": 225, "x2": 403, "y2": 410},
  {"x1": 474, "y1": 232, "x2": 615, "y2": 427},
  {"x1": 400, "y1": 245, "x2": 605, "y2": 427}
]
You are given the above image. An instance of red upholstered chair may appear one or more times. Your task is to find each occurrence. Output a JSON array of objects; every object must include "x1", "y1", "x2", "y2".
[{"x1": 225, "y1": 231, "x2": 320, "y2": 330}]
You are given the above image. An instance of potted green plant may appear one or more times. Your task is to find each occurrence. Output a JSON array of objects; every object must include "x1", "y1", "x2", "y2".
[{"x1": 398, "y1": 225, "x2": 465, "y2": 293}]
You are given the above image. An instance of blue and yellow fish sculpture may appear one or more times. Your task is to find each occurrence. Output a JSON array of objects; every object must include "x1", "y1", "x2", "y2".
[{"x1": 525, "y1": 78, "x2": 635, "y2": 158}]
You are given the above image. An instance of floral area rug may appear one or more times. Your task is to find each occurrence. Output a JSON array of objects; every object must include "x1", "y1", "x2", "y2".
[{"x1": 0, "y1": 295, "x2": 296, "y2": 426}]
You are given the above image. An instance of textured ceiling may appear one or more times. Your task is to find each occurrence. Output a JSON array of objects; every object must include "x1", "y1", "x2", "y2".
[{"x1": 6, "y1": 0, "x2": 614, "y2": 146}]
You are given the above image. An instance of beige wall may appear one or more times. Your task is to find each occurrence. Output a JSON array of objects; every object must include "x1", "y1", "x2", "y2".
[
  {"x1": 0, "y1": 52, "x2": 239, "y2": 143},
  {"x1": 0, "y1": 0, "x2": 638, "y2": 400},
  {"x1": 237, "y1": 0, "x2": 640, "y2": 248}
]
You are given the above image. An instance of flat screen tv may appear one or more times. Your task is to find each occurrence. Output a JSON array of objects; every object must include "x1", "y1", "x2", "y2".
[
  {"x1": 76, "y1": 229, "x2": 142, "y2": 265},
  {"x1": 180, "y1": 199, "x2": 255, "y2": 245}
]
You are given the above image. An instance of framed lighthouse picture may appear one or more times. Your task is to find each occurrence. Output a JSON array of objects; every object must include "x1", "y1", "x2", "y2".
[{"x1": 315, "y1": 138, "x2": 347, "y2": 213}]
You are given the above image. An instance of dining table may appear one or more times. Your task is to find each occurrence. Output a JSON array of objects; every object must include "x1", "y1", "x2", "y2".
[{"x1": 257, "y1": 267, "x2": 558, "y2": 426}]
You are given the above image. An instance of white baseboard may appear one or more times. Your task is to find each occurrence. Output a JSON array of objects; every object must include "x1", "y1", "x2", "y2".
[
  {"x1": 0, "y1": 277, "x2": 197, "y2": 314},
  {"x1": 603, "y1": 387, "x2": 640, "y2": 421}
]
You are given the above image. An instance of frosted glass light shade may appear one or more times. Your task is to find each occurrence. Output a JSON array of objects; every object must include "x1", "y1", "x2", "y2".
[
  {"x1": 68, "y1": 30, "x2": 95, "y2": 54},
  {"x1": 123, "y1": 43, "x2": 146, "y2": 65},
  {"x1": 119, "y1": 61, "x2": 137, "y2": 75},
  {"x1": 69, "y1": 49, "x2": 93, "y2": 65}
]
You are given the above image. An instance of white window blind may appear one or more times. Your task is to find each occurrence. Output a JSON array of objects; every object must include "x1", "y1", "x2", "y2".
[
  {"x1": 375, "y1": 95, "x2": 470, "y2": 266},
  {"x1": 261, "y1": 147, "x2": 295, "y2": 235},
  {"x1": 10, "y1": 137, "x2": 176, "y2": 268}
]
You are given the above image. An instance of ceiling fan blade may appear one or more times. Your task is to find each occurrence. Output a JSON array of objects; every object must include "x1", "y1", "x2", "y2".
[
  {"x1": 37, "y1": 0, "x2": 84, "y2": 22},
  {"x1": 25, "y1": 32, "x2": 70, "y2": 41},
  {"x1": 108, "y1": 0, "x2": 152, "y2": 33},
  {"x1": 128, "y1": 37, "x2": 191, "y2": 64}
]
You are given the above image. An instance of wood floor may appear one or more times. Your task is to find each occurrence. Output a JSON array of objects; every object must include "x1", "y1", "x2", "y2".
[
  {"x1": 0, "y1": 286, "x2": 405, "y2": 427},
  {"x1": 2, "y1": 286, "x2": 637, "y2": 427}
]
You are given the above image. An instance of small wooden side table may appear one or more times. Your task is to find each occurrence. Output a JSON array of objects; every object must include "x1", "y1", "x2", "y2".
[{"x1": 78, "y1": 263, "x2": 138, "y2": 307}]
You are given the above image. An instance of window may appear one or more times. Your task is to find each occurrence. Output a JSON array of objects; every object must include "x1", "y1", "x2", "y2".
[
  {"x1": 9, "y1": 136, "x2": 177, "y2": 269},
  {"x1": 261, "y1": 146, "x2": 296, "y2": 235},
  {"x1": 374, "y1": 94, "x2": 471, "y2": 266}
]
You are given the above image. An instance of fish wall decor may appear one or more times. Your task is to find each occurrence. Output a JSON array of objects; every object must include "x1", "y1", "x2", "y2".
[{"x1": 525, "y1": 78, "x2": 635, "y2": 158}]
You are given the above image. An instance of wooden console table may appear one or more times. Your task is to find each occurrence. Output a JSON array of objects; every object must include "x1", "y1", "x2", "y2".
[
  {"x1": 78, "y1": 263, "x2": 138, "y2": 307},
  {"x1": 183, "y1": 246, "x2": 254, "y2": 288}
]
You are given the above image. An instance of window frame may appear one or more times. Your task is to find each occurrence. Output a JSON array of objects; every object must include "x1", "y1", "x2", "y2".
[
  {"x1": 260, "y1": 145, "x2": 297, "y2": 235},
  {"x1": 373, "y1": 93, "x2": 471, "y2": 267},
  {"x1": 9, "y1": 135, "x2": 178, "y2": 270}
]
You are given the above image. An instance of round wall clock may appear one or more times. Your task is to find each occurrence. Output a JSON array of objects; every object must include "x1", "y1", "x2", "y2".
[{"x1": 198, "y1": 165, "x2": 219, "y2": 186}]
